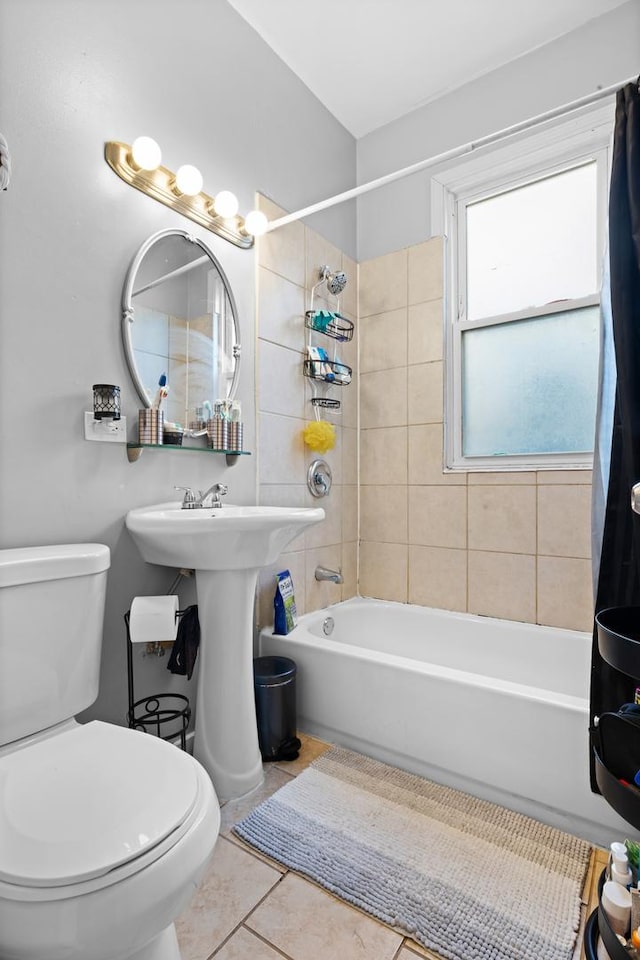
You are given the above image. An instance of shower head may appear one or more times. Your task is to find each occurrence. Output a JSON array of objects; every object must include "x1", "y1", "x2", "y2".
[{"x1": 319, "y1": 265, "x2": 347, "y2": 297}]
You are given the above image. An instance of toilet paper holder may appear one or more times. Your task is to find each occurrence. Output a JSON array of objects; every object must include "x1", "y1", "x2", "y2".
[{"x1": 124, "y1": 608, "x2": 191, "y2": 751}]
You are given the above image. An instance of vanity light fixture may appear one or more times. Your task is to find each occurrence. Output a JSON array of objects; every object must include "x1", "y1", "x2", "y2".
[
  {"x1": 243, "y1": 209, "x2": 269, "y2": 237},
  {"x1": 130, "y1": 136, "x2": 162, "y2": 171},
  {"x1": 104, "y1": 139, "x2": 264, "y2": 249},
  {"x1": 173, "y1": 164, "x2": 204, "y2": 197},
  {"x1": 212, "y1": 190, "x2": 239, "y2": 219}
]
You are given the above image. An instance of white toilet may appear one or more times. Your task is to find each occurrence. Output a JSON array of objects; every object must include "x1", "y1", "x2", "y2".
[{"x1": 0, "y1": 543, "x2": 221, "y2": 960}]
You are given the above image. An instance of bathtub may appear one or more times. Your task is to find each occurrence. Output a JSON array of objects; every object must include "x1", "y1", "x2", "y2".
[{"x1": 259, "y1": 597, "x2": 629, "y2": 846}]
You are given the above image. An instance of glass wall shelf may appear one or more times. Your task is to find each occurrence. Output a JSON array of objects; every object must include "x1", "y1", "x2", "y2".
[{"x1": 126, "y1": 443, "x2": 251, "y2": 466}]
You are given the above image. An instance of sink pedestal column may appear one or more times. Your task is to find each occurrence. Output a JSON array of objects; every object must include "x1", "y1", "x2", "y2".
[{"x1": 193, "y1": 568, "x2": 263, "y2": 801}]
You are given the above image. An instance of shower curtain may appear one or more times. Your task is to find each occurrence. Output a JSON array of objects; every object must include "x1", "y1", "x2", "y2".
[{"x1": 590, "y1": 79, "x2": 640, "y2": 792}]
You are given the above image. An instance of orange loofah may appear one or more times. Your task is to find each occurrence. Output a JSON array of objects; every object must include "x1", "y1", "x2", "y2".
[{"x1": 303, "y1": 420, "x2": 336, "y2": 454}]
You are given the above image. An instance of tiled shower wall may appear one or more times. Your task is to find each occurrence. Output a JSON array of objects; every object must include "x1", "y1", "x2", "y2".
[
  {"x1": 358, "y1": 238, "x2": 594, "y2": 633},
  {"x1": 255, "y1": 216, "x2": 593, "y2": 634},
  {"x1": 255, "y1": 197, "x2": 358, "y2": 630}
]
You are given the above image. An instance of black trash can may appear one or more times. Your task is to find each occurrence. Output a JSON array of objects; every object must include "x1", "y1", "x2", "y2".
[{"x1": 253, "y1": 656, "x2": 301, "y2": 762}]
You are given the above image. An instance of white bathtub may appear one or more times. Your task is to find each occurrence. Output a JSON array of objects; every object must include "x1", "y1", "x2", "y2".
[{"x1": 260, "y1": 597, "x2": 629, "y2": 846}]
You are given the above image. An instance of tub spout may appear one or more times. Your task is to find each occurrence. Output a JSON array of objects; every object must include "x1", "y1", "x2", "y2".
[{"x1": 315, "y1": 565, "x2": 343, "y2": 584}]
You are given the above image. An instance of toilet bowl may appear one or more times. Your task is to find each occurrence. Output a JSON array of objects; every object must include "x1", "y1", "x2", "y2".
[{"x1": 0, "y1": 544, "x2": 221, "y2": 960}]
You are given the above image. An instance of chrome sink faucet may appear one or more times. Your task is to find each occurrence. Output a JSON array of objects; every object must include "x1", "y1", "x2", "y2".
[{"x1": 175, "y1": 483, "x2": 228, "y2": 509}]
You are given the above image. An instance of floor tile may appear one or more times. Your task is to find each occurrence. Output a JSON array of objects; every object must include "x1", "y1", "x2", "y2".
[
  {"x1": 175, "y1": 837, "x2": 281, "y2": 960},
  {"x1": 273, "y1": 732, "x2": 332, "y2": 776},
  {"x1": 247, "y1": 872, "x2": 403, "y2": 960},
  {"x1": 214, "y1": 925, "x2": 287, "y2": 960},
  {"x1": 402, "y1": 941, "x2": 440, "y2": 959},
  {"x1": 403, "y1": 947, "x2": 443, "y2": 960},
  {"x1": 219, "y1": 764, "x2": 294, "y2": 838}
]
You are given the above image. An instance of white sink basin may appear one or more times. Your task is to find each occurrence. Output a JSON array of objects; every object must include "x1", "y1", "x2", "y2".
[
  {"x1": 125, "y1": 499, "x2": 325, "y2": 801},
  {"x1": 125, "y1": 501, "x2": 325, "y2": 570}
]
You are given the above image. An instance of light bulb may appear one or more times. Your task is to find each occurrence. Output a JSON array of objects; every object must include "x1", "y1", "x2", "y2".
[
  {"x1": 213, "y1": 190, "x2": 239, "y2": 219},
  {"x1": 174, "y1": 164, "x2": 204, "y2": 197},
  {"x1": 243, "y1": 209, "x2": 269, "y2": 237},
  {"x1": 130, "y1": 136, "x2": 162, "y2": 171}
]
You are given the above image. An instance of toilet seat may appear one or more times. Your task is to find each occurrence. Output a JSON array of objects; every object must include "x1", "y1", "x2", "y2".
[{"x1": 0, "y1": 721, "x2": 200, "y2": 890}]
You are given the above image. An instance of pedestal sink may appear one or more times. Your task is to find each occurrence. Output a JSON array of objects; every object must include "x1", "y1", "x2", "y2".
[{"x1": 125, "y1": 502, "x2": 324, "y2": 799}]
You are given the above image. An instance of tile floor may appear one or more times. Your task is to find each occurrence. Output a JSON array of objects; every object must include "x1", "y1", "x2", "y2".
[{"x1": 175, "y1": 734, "x2": 600, "y2": 960}]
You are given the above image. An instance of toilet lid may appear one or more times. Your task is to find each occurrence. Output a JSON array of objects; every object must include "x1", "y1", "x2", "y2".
[{"x1": 0, "y1": 721, "x2": 199, "y2": 887}]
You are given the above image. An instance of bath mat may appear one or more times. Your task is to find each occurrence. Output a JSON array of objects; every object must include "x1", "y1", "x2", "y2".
[{"x1": 233, "y1": 746, "x2": 592, "y2": 960}]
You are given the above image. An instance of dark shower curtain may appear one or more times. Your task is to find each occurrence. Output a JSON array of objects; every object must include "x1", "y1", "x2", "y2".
[{"x1": 590, "y1": 80, "x2": 640, "y2": 792}]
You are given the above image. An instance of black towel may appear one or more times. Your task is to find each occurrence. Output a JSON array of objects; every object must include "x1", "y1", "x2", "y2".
[{"x1": 167, "y1": 605, "x2": 200, "y2": 680}]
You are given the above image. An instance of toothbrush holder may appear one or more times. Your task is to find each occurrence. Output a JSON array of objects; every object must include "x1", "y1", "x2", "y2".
[{"x1": 138, "y1": 409, "x2": 164, "y2": 445}]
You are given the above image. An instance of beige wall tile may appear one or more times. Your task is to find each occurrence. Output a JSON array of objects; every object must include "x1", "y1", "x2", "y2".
[
  {"x1": 342, "y1": 484, "x2": 358, "y2": 542},
  {"x1": 408, "y1": 424, "x2": 465, "y2": 485},
  {"x1": 176, "y1": 837, "x2": 280, "y2": 960},
  {"x1": 408, "y1": 486, "x2": 467, "y2": 548},
  {"x1": 468, "y1": 551, "x2": 536, "y2": 623},
  {"x1": 408, "y1": 237, "x2": 443, "y2": 305},
  {"x1": 359, "y1": 249, "x2": 408, "y2": 318},
  {"x1": 537, "y1": 556, "x2": 593, "y2": 632},
  {"x1": 468, "y1": 485, "x2": 536, "y2": 554},
  {"x1": 305, "y1": 544, "x2": 343, "y2": 611},
  {"x1": 359, "y1": 541, "x2": 408, "y2": 602},
  {"x1": 360, "y1": 427, "x2": 407, "y2": 485},
  {"x1": 258, "y1": 266, "x2": 305, "y2": 353},
  {"x1": 341, "y1": 539, "x2": 357, "y2": 600},
  {"x1": 305, "y1": 227, "x2": 342, "y2": 293},
  {"x1": 341, "y1": 253, "x2": 357, "y2": 317},
  {"x1": 408, "y1": 299, "x2": 443, "y2": 364},
  {"x1": 305, "y1": 486, "x2": 343, "y2": 549},
  {"x1": 247, "y1": 873, "x2": 402, "y2": 960},
  {"x1": 538, "y1": 470, "x2": 593, "y2": 484},
  {"x1": 409, "y1": 545, "x2": 467, "y2": 612},
  {"x1": 408, "y1": 361, "x2": 443, "y2": 424},
  {"x1": 259, "y1": 413, "x2": 305, "y2": 484},
  {"x1": 361, "y1": 367, "x2": 408, "y2": 428},
  {"x1": 342, "y1": 426, "x2": 358, "y2": 485},
  {"x1": 340, "y1": 376, "x2": 358, "y2": 429},
  {"x1": 258, "y1": 340, "x2": 306, "y2": 419},
  {"x1": 538, "y1": 484, "x2": 591, "y2": 559},
  {"x1": 360, "y1": 485, "x2": 407, "y2": 543},
  {"x1": 468, "y1": 472, "x2": 536, "y2": 485},
  {"x1": 259, "y1": 484, "x2": 307, "y2": 509},
  {"x1": 256, "y1": 197, "x2": 305, "y2": 287},
  {"x1": 360, "y1": 307, "x2": 407, "y2": 373}
]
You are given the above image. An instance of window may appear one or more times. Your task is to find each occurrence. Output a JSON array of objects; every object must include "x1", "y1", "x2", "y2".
[{"x1": 431, "y1": 104, "x2": 612, "y2": 471}]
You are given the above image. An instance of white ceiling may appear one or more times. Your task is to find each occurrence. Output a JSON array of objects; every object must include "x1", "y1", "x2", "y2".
[{"x1": 227, "y1": 0, "x2": 629, "y2": 138}]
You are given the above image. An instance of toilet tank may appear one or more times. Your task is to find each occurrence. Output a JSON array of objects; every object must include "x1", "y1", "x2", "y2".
[{"x1": 0, "y1": 544, "x2": 110, "y2": 747}]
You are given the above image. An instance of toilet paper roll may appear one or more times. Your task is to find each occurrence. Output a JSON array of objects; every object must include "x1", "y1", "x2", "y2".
[{"x1": 129, "y1": 595, "x2": 179, "y2": 645}]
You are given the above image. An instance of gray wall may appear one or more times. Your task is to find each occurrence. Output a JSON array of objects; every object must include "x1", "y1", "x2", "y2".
[
  {"x1": 356, "y1": 0, "x2": 640, "y2": 260},
  {"x1": 0, "y1": 0, "x2": 355, "y2": 727}
]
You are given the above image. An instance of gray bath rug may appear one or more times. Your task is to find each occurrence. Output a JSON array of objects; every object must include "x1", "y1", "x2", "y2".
[{"x1": 233, "y1": 746, "x2": 592, "y2": 960}]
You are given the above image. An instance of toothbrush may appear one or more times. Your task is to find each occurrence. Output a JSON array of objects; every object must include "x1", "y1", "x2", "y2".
[{"x1": 152, "y1": 373, "x2": 168, "y2": 410}]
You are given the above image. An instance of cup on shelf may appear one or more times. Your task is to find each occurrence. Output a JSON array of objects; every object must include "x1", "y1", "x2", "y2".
[{"x1": 138, "y1": 409, "x2": 164, "y2": 445}]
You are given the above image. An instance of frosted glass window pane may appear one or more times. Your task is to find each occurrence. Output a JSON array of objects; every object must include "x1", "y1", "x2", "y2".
[
  {"x1": 466, "y1": 162, "x2": 598, "y2": 320},
  {"x1": 462, "y1": 307, "x2": 599, "y2": 457}
]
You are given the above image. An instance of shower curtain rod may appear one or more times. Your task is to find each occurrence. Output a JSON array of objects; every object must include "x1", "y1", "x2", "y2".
[{"x1": 266, "y1": 76, "x2": 636, "y2": 233}]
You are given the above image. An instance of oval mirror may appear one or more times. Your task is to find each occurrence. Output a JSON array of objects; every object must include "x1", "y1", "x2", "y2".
[{"x1": 122, "y1": 229, "x2": 240, "y2": 426}]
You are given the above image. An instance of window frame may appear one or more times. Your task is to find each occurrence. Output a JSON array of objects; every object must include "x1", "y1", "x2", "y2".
[{"x1": 430, "y1": 103, "x2": 613, "y2": 472}]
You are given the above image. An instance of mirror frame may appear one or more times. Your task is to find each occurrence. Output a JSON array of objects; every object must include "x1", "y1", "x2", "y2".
[{"x1": 122, "y1": 228, "x2": 241, "y2": 409}]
